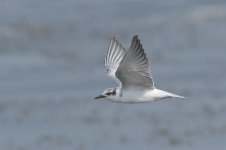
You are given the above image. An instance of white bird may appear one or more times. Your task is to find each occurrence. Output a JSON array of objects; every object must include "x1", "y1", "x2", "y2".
[{"x1": 95, "y1": 35, "x2": 185, "y2": 103}]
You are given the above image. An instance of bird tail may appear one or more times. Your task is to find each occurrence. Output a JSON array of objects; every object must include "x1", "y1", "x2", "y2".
[
  {"x1": 169, "y1": 93, "x2": 187, "y2": 99},
  {"x1": 154, "y1": 89, "x2": 187, "y2": 99}
]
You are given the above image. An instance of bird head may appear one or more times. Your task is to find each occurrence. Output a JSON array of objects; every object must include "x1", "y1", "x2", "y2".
[{"x1": 94, "y1": 88, "x2": 116, "y2": 99}]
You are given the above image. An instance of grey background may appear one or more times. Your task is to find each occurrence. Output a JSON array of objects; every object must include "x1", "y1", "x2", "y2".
[{"x1": 0, "y1": 0, "x2": 226, "y2": 150}]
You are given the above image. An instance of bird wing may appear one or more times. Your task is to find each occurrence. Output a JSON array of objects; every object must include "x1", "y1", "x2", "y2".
[
  {"x1": 105, "y1": 37, "x2": 126, "y2": 88},
  {"x1": 116, "y1": 35, "x2": 154, "y2": 89}
]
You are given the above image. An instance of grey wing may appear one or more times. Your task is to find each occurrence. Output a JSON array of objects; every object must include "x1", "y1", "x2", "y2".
[
  {"x1": 116, "y1": 35, "x2": 154, "y2": 89},
  {"x1": 105, "y1": 37, "x2": 126, "y2": 87}
]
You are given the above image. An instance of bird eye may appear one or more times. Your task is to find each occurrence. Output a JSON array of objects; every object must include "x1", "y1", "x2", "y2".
[{"x1": 106, "y1": 92, "x2": 111, "y2": 96}]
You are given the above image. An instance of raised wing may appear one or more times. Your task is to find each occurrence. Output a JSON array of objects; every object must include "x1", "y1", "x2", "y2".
[
  {"x1": 105, "y1": 37, "x2": 126, "y2": 87},
  {"x1": 116, "y1": 35, "x2": 154, "y2": 89}
]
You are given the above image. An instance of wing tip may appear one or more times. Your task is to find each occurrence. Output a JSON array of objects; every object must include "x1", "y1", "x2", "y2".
[
  {"x1": 130, "y1": 35, "x2": 142, "y2": 48},
  {"x1": 110, "y1": 37, "x2": 116, "y2": 44},
  {"x1": 133, "y1": 35, "x2": 138, "y2": 37},
  {"x1": 111, "y1": 37, "x2": 116, "y2": 41},
  {"x1": 133, "y1": 35, "x2": 139, "y2": 40}
]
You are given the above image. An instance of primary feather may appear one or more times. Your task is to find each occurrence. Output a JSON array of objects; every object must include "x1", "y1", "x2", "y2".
[
  {"x1": 116, "y1": 35, "x2": 154, "y2": 89},
  {"x1": 105, "y1": 37, "x2": 126, "y2": 88}
]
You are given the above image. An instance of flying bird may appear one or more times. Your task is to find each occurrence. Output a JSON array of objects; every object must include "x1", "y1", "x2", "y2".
[{"x1": 95, "y1": 35, "x2": 185, "y2": 103}]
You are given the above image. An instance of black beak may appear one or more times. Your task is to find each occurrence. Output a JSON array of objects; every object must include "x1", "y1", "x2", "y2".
[{"x1": 94, "y1": 95, "x2": 106, "y2": 99}]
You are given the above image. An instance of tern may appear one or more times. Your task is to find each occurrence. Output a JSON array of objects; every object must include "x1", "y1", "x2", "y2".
[{"x1": 95, "y1": 35, "x2": 185, "y2": 103}]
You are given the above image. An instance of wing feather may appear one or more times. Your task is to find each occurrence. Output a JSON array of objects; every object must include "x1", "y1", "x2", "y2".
[
  {"x1": 105, "y1": 37, "x2": 126, "y2": 87},
  {"x1": 116, "y1": 35, "x2": 154, "y2": 89}
]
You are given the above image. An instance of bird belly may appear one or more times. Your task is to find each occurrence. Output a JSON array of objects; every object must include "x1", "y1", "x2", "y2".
[
  {"x1": 110, "y1": 89, "x2": 155, "y2": 103},
  {"x1": 113, "y1": 89, "x2": 171, "y2": 103}
]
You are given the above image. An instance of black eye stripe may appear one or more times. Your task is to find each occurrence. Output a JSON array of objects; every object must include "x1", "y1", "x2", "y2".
[
  {"x1": 112, "y1": 90, "x2": 116, "y2": 95},
  {"x1": 106, "y1": 90, "x2": 116, "y2": 96},
  {"x1": 106, "y1": 92, "x2": 111, "y2": 95}
]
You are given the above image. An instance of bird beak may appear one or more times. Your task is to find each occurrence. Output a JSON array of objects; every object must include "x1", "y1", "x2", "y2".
[{"x1": 94, "y1": 95, "x2": 106, "y2": 99}]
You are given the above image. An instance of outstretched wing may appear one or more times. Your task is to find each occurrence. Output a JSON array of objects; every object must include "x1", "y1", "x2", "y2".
[
  {"x1": 116, "y1": 35, "x2": 154, "y2": 89},
  {"x1": 105, "y1": 37, "x2": 126, "y2": 87}
]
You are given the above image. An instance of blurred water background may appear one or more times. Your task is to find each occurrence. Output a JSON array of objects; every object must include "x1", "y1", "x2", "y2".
[{"x1": 0, "y1": 0, "x2": 226, "y2": 150}]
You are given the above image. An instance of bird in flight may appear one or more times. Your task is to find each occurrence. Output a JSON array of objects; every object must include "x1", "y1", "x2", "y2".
[{"x1": 95, "y1": 35, "x2": 185, "y2": 103}]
